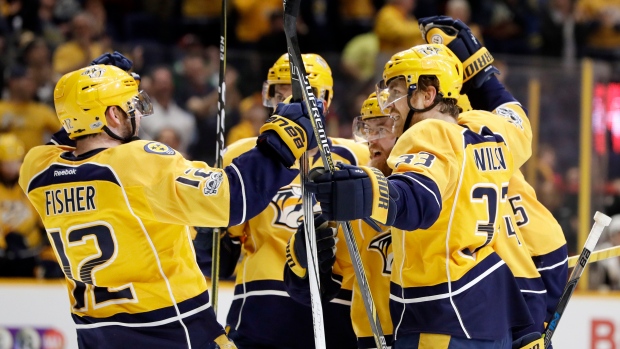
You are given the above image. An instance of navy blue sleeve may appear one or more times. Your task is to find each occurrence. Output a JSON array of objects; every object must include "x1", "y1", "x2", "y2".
[
  {"x1": 466, "y1": 75, "x2": 527, "y2": 115},
  {"x1": 283, "y1": 265, "x2": 343, "y2": 305},
  {"x1": 193, "y1": 228, "x2": 241, "y2": 278},
  {"x1": 47, "y1": 128, "x2": 76, "y2": 147},
  {"x1": 532, "y1": 244, "x2": 568, "y2": 323},
  {"x1": 224, "y1": 147, "x2": 298, "y2": 226},
  {"x1": 387, "y1": 172, "x2": 443, "y2": 231}
]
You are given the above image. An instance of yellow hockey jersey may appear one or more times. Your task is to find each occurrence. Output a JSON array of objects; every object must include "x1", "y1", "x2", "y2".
[
  {"x1": 342, "y1": 220, "x2": 394, "y2": 349},
  {"x1": 19, "y1": 139, "x2": 300, "y2": 348},
  {"x1": 224, "y1": 137, "x2": 369, "y2": 348},
  {"x1": 386, "y1": 104, "x2": 533, "y2": 341},
  {"x1": 506, "y1": 170, "x2": 568, "y2": 324}
]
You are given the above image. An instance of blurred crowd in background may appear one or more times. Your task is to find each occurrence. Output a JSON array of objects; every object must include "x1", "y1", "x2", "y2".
[{"x1": 1, "y1": 0, "x2": 620, "y2": 289}]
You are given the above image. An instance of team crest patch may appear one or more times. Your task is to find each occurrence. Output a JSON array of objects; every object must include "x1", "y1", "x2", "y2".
[
  {"x1": 81, "y1": 66, "x2": 106, "y2": 78},
  {"x1": 144, "y1": 142, "x2": 175, "y2": 155},
  {"x1": 204, "y1": 172, "x2": 223, "y2": 196},
  {"x1": 494, "y1": 106, "x2": 524, "y2": 130}
]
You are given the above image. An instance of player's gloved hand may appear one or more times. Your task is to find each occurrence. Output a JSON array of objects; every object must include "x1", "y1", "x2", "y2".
[
  {"x1": 286, "y1": 214, "x2": 337, "y2": 278},
  {"x1": 418, "y1": 16, "x2": 499, "y2": 93},
  {"x1": 511, "y1": 332, "x2": 543, "y2": 349},
  {"x1": 213, "y1": 334, "x2": 237, "y2": 349},
  {"x1": 90, "y1": 51, "x2": 133, "y2": 71},
  {"x1": 257, "y1": 100, "x2": 323, "y2": 167},
  {"x1": 193, "y1": 227, "x2": 240, "y2": 278},
  {"x1": 306, "y1": 163, "x2": 396, "y2": 224}
]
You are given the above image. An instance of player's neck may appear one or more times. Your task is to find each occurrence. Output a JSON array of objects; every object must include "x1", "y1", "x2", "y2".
[{"x1": 74, "y1": 134, "x2": 121, "y2": 156}]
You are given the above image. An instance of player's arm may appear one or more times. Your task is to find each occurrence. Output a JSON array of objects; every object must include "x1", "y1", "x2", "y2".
[
  {"x1": 283, "y1": 214, "x2": 343, "y2": 304},
  {"x1": 308, "y1": 120, "x2": 458, "y2": 231},
  {"x1": 143, "y1": 101, "x2": 321, "y2": 227}
]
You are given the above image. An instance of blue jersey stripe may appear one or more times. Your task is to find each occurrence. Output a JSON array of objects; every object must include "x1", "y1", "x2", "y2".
[{"x1": 28, "y1": 163, "x2": 120, "y2": 193}]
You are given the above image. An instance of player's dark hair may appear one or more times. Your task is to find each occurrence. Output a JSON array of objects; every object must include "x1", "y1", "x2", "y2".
[{"x1": 417, "y1": 75, "x2": 462, "y2": 118}]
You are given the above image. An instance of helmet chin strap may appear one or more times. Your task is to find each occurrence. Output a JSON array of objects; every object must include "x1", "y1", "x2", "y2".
[
  {"x1": 102, "y1": 116, "x2": 139, "y2": 143},
  {"x1": 402, "y1": 87, "x2": 443, "y2": 132}
]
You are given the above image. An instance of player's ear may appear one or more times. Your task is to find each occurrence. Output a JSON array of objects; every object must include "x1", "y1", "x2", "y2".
[
  {"x1": 105, "y1": 106, "x2": 123, "y2": 127},
  {"x1": 424, "y1": 85, "x2": 437, "y2": 108}
]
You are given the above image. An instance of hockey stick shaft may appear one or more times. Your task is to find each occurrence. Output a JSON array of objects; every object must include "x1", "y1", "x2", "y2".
[
  {"x1": 567, "y1": 244, "x2": 620, "y2": 268},
  {"x1": 211, "y1": 0, "x2": 227, "y2": 316},
  {"x1": 282, "y1": 2, "x2": 325, "y2": 347},
  {"x1": 543, "y1": 211, "x2": 612, "y2": 348},
  {"x1": 282, "y1": 1, "x2": 387, "y2": 348}
]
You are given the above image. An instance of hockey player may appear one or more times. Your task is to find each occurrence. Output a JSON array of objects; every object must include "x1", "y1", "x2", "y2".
[
  {"x1": 307, "y1": 43, "x2": 536, "y2": 348},
  {"x1": 18, "y1": 63, "x2": 322, "y2": 349},
  {"x1": 195, "y1": 53, "x2": 363, "y2": 349},
  {"x1": 284, "y1": 92, "x2": 396, "y2": 349},
  {"x1": 417, "y1": 16, "x2": 569, "y2": 341}
]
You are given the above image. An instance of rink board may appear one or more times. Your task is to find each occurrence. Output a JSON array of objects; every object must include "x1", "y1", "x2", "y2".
[{"x1": 0, "y1": 279, "x2": 618, "y2": 349}]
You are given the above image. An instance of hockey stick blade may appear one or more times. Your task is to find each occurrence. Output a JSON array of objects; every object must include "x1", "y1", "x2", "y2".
[
  {"x1": 283, "y1": 1, "x2": 387, "y2": 348},
  {"x1": 543, "y1": 211, "x2": 612, "y2": 348}
]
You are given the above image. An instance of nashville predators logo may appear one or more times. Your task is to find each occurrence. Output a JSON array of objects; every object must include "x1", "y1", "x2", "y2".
[
  {"x1": 144, "y1": 142, "x2": 176, "y2": 155},
  {"x1": 81, "y1": 66, "x2": 106, "y2": 78},
  {"x1": 494, "y1": 106, "x2": 524, "y2": 130},
  {"x1": 271, "y1": 185, "x2": 304, "y2": 230},
  {"x1": 368, "y1": 231, "x2": 393, "y2": 275}
]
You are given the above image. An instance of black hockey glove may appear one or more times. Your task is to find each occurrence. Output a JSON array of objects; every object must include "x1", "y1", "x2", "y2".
[
  {"x1": 418, "y1": 16, "x2": 499, "y2": 93},
  {"x1": 257, "y1": 100, "x2": 323, "y2": 167},
  {"x1": 306, "y1": 163, "x2": 396, "y2": 224},
  {"x1": 193, "y1": 227, "x2": 241, "y2": 278},
  {"x1": 286, "y1": 214, "x2": 337, "y2": 278},
  {"x1": 91, "y1": 51, "x2": 133, "y2": 71}
]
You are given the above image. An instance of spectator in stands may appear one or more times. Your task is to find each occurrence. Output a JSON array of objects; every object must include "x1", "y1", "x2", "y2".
[
  {"x1": 483, "y1": 0, "x2": 538, "y2": 54},
  {"x1": 0, "y1": 66, "x2": 59, "y2": 152},
  {"x1": 0, "y1": 134, "x2": 44, "y2": 278},
  {"x1": 20, "y1": 36, "x2": 54, "y2": 105},
  {"x1": 139, "y1": 66, "x2": 196, "y2": 154},
  {"x1": 338, "y1": 0, "x2": 376, "y2": 46},
  {"x1": 155, "y1": 127, "x2": 185, "y2": 157},
  {"x1": 540, "y1": 0, "x2": 590, "y2": 61},
  {"x1": 373, "y1": 0, "x2": 424, "y2": 78},
  {"x1": 52, "y1": 12, "x2": 107, "y2": 75},
  {"x1": 576, "y1": 0, "x2": 620, "y2": 59},
  {"x1": 445, "y1": 0, "x2": 483, "y2": 42},
  {"x1": 233, "y1": 0, "x2": 282, "y2": 47},
  {"x1": 226, "y1": 93, "x2": 267, "y2": 146},
  {"x1": 341, "y1": 32, "x2": 379, "y2": 82},
  {"x1": 176, "y1": 54, "x2": 213, "y2": 113}
]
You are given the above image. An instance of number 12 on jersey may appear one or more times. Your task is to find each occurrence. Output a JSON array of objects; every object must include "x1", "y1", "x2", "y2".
[{"x1": 48, "y1": 222, "x2": 136, "y2": 312}]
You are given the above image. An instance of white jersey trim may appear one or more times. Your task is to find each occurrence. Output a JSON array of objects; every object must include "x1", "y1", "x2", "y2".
[
  {"x1": 230, "y1": 163, "x2": 247, "y2": 224},
  {"x1": 536, "y1": 257, "x2": 568, "y2": 271},
  {"x1": 75, "y1": 301, "x2": 212, "y2": 329},
  {"x1": 521, "y1": 289, "x2": 547, "y2": 294},
  {"x1": 232, "y1": 290, "x2": 290, "y2": 300},
  {"x1": 389, "y1": 259, "x2": 506, "y2": 304}
]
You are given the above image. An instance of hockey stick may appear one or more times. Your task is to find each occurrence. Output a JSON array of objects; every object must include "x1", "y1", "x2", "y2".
[
  {"x1": 283, "y1": 1, "x2": 387, "y2": 348},
  {"x1": 543, "y1": 211, "x2": 612, "y2": 348},
  {"x1": 211, "y1": 0, "x2": 227, "y2": 316},
  {"x1": 282, "y1": 2, "x2": 325, "y2": 348},
  {"x1": 567, "y1": 244, "x2": 620, "y2": 268}
]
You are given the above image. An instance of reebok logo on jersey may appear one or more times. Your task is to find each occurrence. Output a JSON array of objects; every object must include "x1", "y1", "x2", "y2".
[{"x1": 54, "y1": 169, "x2": 77, "y2": 176}]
